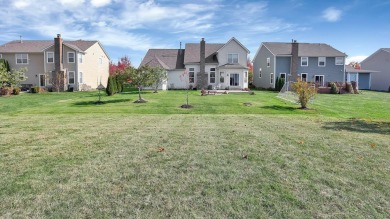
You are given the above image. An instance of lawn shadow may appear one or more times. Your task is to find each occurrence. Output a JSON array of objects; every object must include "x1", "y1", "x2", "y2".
[
  {"x1": 261, "y1": 105, "x2": 298, "y2": 111},
  {"x1": 72, "y1": 99, "x2": 132, "y2": 106},
  {"x1": 322, "y1": 118, "x2": 390, "y2": 135}
]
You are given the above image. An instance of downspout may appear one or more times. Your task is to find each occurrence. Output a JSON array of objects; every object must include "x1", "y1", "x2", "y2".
[
  {"x1": 76, "y1": 52, "x2": 79, "y2": 91},
  {"x1": 273, "y1": 55, "x2": 276, "y2": 89}
]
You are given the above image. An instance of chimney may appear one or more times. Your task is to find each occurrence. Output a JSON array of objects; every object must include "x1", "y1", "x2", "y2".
[
  {"x1": 20, "y1": 35, "x2": 23, "y2": 43},
  {"x1": 290, "y1": 39, "x2": 299, "y2": 81},
  {"x1": 198, "y1": 38, "x2": 206, "y2": 89},
  {"x1": 54, "y1": 34, "x2": 63, "y2": 72}
]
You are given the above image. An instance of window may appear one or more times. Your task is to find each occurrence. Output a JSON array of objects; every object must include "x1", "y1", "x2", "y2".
[
  {"x1": 209, "y1": 68, "x2": 216, "y2": 84},
  {"x1": 280, "y1": 73, "x2": 286, "y2": 81},
  {"x1": 220, "y1": 72, "x2": 224, "y2": 83},
  {"x1": 270, "y1": 73, "x2": 274, "y2": 84},
  {"x1": 301, "y1": 73, "x2": 308, "y2": 82},
  {"x1": 315, "y1": 75, "x2": 325, "y2": 86},
  {"x1": 78, "y1": 54, "x2": 83, "y2": 63},
  {"x1": 0, "y1": 54, "x2": 2, "y2": 58},
  {"x1": 79, "y1": 72, "x2": 83, "y2": 84},
  {"x1": 39, "y1": 75, "x2": 46, "y2": 87},
  {"x1": 68, "y1": 52, "x2": 75, "y2": 63},
  {"x1": 68, "y1": 71, "x2": 75, "y2": 84},
  {"x1": 16, "y1": 54, "x2": 28, "y2": 64},
  {"x1": 244, "y1": 71, "x2": 248, "y2": 83},
  {"x1": 301, "y1": 57, "x2": 308, "y2": 66},
  {"x1": 267, "y1": 58, "x2": 270, "y2": 67},
  {"x1": 99, "y1": 57, "x2": 103, "y2": 65},
  {"x1": 189, "y1": 68, "x2": 194, "y2": 83},
  {"x1": 318, "y1": 57, "x2": 326, "y2": 67},
  {"x1": 259, "y1": 68, "x2": 262, "y2": 78},
  {"x1": 230, "y1": 73, "x2": 239, "y2": 86},
  {"x1": 228, "y1": 54, "x2": 238, "y2": 64},
  {"x1": 47, "y1": 52, "x2": 54, "y2": 63},
  {"x1": 335, "y1": 57, "x2": 344, "y2": 65}
]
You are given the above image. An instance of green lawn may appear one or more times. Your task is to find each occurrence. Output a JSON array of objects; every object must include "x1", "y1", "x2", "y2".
[{"x1": 0, "y1": 90, "x2": 389, "y2": 218}]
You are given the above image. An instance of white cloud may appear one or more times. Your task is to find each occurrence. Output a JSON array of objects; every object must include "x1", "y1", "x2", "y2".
[
  {"x1": 13, "y1": 0, "x2": 31, "y2": 8},
  {"x1": 58, "y1": 0, "x2": 85, "y2": 7},
  {"x1": 346, "y1": 55, "x2": 368, "y2": 64},
  {"x1": 90, "y1": 0, "x2": 111, "y2": 7},
  {"x1": 322, "y1": 7, "x2": 342, "y2": 22}
]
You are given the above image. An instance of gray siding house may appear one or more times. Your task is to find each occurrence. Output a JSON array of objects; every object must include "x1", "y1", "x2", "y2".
[
  {"x1": 252, "y1": 41, "x2": 346, "y2": 89},
  {"x1": 361, "y1": 48, "x2": 390, "y2": 91},
  {"x1": 140, "y1": 37, "x2": 250, "y2": 90}
]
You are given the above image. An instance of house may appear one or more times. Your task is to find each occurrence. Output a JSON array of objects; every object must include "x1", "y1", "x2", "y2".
[
  {"x1": 361, "y1": 48, "x2": 390, "y2": 91},
  {"x1": 140, "y1": 37, "x2": 250, "y2": 90},
  {"x1": 252, "y1": 41, "x2": 347, "y2": 89},
  {"x1": 345, "y1": 64, "x2": 378, "y2": 90},
  {"x1": 0, "y1": 34, "x2": 110, "y2": 91}
]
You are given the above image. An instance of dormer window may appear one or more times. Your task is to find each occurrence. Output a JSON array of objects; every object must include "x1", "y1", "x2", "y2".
[
  {"x1": 318, "y1": 57, "x2": 326, "y2": 67},
  {"x1": 228, "y1": 54, "x2": 238, "y2": 64}
]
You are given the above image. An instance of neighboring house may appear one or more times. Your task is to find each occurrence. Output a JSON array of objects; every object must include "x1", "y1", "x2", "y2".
[
  {"x1": 0, "y1": 34, "x2": 110, "y2": 91},
  {"x1": 361, "y1": 48, "x2": 390, "y2": 91},
  {"x1": 252, "y1": 41, "x2": 347, "y2": 89},
  {"x1": 345, "y1": 65, "x2": 378, "y2": 90},
  {"x1": 140, "y1": 37, "x2": 250, "y2": 90}
]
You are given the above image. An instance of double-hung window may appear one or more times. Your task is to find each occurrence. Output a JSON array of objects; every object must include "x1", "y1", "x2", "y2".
[
  {"x1": 68, "y1": 71, "x2": 75, "y2": 84},
  {"x1": 68, "y1": 52, "x2": 75, "y2": 63},
  {"x1": 16, "y1": 54, "x2": 28, "y2": 64},
  {"x1": 78, "y1": 54, "x2": 83, "y2": 63},
  {"x1": 267, "y1": 58, "x2": 270, "y2": 67},
  {"x1": 335, "y1": 57, "x2": 344, "y2": 65},
  {"x1": 209, "y1": 68, "x2": 216, "y2": 83},
  {"x1": 189, "y1": 68, "x2": 195, "y2": 83},
  {"x1": 228, "y1": 54, "x2": 238, "y2": 64},
  {"x1": 301, "y1": 57, "x2": 308, "y2": 66},
  {"x1": 318, "y1": 57, "x2": 326, "y2": 67},
  {"x1": 259, "y1": 68, "x2": 262, "y2": 78},
  {"x1": 47, "y1": 52, "x2": 54, "y2": 63},
  {"x1": 270, "y1": 73, "x2": 274, "y2": 84}
]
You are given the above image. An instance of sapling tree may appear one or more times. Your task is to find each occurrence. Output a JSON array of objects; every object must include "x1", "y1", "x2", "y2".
[
  {"x1": 291, "y1": 79, "x2": 317, "y2": 109},
  {"x1": 149, "y1": 66, "x2": 167, "y2": 93},
  {"x1": 179, "y1": 70, "x2": 192, "y2": 108},
  {"x1": 125, "y1": 66, "x2": 153, "y2": 103}
]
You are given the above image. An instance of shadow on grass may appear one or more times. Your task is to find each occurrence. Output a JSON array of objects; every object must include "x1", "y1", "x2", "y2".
[
  {"x1": 72, "y1": 99, "x2": 132, "y2": 106},
  {"x1": 322, "y1": 118, "x2": 390, "y2": 135},
  {"x1": 261, "y1": 105, "x2": 298, "y2": 111}
]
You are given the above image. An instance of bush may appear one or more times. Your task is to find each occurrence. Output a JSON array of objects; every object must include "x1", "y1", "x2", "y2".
[
  {"x1": 13, "y1": 87, "x2": 21, "y2": 95},
  {"x1": 0, "y1": 87, "x2": 13, "y2": 96},
  {"x1": 330, "y1": 82, "x2": 339, "y2": 94},
  {"x1": 30, "y1": 86, "x2": 41, "y2": 93},
  {"x1": 292, "y1": 79, "x2": 317, "y2": 109},
  {"x1": 106, "y1": 76, "x2": 116, "y2": 96},
  {"x1": 345, "y1": 82, "x2": 353, "y2": 93}
]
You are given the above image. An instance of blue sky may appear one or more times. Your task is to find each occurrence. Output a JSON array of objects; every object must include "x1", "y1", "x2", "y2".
[{"x1": 1, "y1": 0, "x2": 389, "y2": 67}]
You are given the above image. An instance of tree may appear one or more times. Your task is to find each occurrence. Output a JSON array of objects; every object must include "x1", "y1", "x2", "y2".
[
  {"x1": 149, "y1": 66, "x2": 167, "y2": 93},
  {"x1": 0, "y1": 65, "x2": 28, "y2": 88},
  {"x1": 247, "y1": 58, "x2": 253, "y2": 84},
  {"x1": 124, "y1": 66, "x2": 153, "y2": 103},
  {"x1": 291, "y1": 79, "x2": 317, "y2": 109},
  {"x1": 109, "y1": 56, "x2": 132, "y2": 76},
  {"x1": 105, "y1": 76, "x2": 117, "y2": 96},
  {"x1": 179, "y1": 70, "x2": 192, "y2": 108}
]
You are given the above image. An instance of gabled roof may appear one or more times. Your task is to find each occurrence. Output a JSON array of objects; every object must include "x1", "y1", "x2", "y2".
[
  {"x1": 345, "y1": 65, "x2": 379, "y2": 73},
  {"x1": 184, "y1": 43, "x2": 224, "y2": 63},
  {"x1": 262, "y1": 42, "x2": 346, "y2": 57},
  {"x1": 361, "y1": 48, "x2": 390, "y2": 65},
  {"x1": 0, "y1": 40, "x2": 98, "y2": 53},
  {"x1": 382, "y1": 48, "x2": 390, "y2": 53},
  {"x1": 217, "y1": 37, "x2": 250, "y2": 54},
  {"x1": 139, "y1": 49, "x2": 185, "y2": 70}
]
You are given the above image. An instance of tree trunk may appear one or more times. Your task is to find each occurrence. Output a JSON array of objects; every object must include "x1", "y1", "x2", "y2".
[{"x1": 138, "y1": 86, "x2": 142, "y2": 100}]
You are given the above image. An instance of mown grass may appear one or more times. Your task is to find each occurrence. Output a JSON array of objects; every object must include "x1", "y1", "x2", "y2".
[{"x1": 0, "y1": 90, "x2": 389, "y2": 218}]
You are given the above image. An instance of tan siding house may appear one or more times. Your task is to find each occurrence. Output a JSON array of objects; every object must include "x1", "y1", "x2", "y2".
[{"x1": 0, "y1": 34, "x2": 110, "y2": 91}]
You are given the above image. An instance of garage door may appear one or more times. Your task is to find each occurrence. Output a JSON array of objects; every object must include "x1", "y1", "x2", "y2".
[{"x1": 358, "y1": 73, "x2": 370, "y2": 90}]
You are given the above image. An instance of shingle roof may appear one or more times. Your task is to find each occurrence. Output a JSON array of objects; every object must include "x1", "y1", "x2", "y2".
[
  {"x1": 184, "y1": 43, "x2": 224, "y2": 63},
  {"x1": 0, "y1": 40, "x2": 97, "y2": 53},
  {"x1": 139, "y1": 49, "x2": 185, "y2": 70},
  {"x1": 382, "y1": 48, "x2": 390, "y2": 53},
  {"x1": 345, "y1": 65, "x2": 379, "y2": 73},
  {"x1": 263, "y1": 42, "x2": 346, "y2": 57}
]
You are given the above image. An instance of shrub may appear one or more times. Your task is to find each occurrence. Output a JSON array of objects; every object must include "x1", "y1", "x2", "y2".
[
  {"x1": 13, "y1": 87, "x2": 21, "y2": 95},
  {"x1": 345, "y1": 82, "x2": 353, "y2": 93},
  {"x1": 106, "y1": 76, "x2": 116, "y2": 96},
  {"x1": 330, "y1": 82, "x2": 339, "y2": 94},
  {"x1": 0, "y1": 87, "x2": 13, "y2": 96},
  {"x1": 292, "y1": 79, "x2": 317, "y2": 109},
  {"x1": 275, "y1": 76, "x2": 280, "y2": 91},
  {"x1": 31, "y1": 86, "x2": 40, "y2": 93}
]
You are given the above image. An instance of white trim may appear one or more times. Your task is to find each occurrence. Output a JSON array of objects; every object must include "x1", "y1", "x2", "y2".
[
  {"x1": 314, "y1": 75, "x2": 325, "y2": 86},
  {"x1": 318, "y1": 57, "x2": 326, "y2": 67},
  {"x1": 266, "y1": 57, "x2": 270, "y2": 67},
  {"x1": 228, "y1": 53, "x2": 239, "y2": 64},
  {"x1": 209, "y1": 67, "x2": 216, "y2": 84},
  {"x1": 270, "y1": 73, "x2": 274, "y2": 84},
  {"x1": 68, "y1": 71, "x2": 75, "y2": 84},
  {"x1": 79, "y1": 72, "x2": 83, "y2": 84},
  {"x1": 47, "y1": 52, "x2": 54, "y2": 63},
  {"x1": 217, "y1": 37, "x2": 250, "y2": 54},
  {"x1": 335, "y1": 57, "x2": 344, "y2": 65},
  {"x1": 188, "y1": 68, "x2": 195, "y2": 83},
  {"x1": 301, "y1": 57, "x2": 308, "y2": 66},
  {"x1": 15, "y1": 53, "x2": 28, "y2": 64},
  {"x1": 301, "y1": 73, "x2": 308, "y2": 82},
  {"x1": 67, "y1": 52, "x2": 75, "y2": 63},
  {"x1": 78, "y1": 53, "x2": 83, "y2": 63}
]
